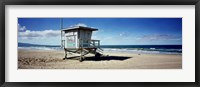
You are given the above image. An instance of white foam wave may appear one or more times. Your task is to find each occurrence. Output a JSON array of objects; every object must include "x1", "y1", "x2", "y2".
[
  {"x1": 18, "y1": 47, "x2": 182, "y2": 54},
  {"x1": 103, "y1": 48, "x2": 182, "y2": 54}
]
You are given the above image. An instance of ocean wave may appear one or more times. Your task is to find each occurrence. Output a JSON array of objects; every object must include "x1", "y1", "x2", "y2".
[
  {"x1": 103, "y1": 48, "x2": 182, "y2": 54},
  {"x1": 18, "y1": 46, "x2": 182, "y2": 54}
]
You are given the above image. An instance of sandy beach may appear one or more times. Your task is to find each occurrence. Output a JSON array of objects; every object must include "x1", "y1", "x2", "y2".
[{"x1": 18, "y1": 49, "x2": 182, "y2": 69}]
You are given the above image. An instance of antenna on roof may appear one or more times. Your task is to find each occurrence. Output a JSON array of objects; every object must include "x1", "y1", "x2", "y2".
[{"x1": 60, "y1": 18, "x2": 63, "y2": 48}]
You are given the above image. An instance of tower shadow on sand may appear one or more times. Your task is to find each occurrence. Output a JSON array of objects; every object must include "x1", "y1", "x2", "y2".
[{"x1": 65, "y1": 56, "x2": 132, "y2": 61}]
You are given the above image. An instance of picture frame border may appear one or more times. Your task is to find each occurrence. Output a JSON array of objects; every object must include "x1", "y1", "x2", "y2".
[{"x1": 0, "y1": 0, "x2": 199, "y2": 87}]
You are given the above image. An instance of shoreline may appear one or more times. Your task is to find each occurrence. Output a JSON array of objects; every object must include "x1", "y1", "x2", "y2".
[
  {"x1": 18, "y1": 49, "x2": 182, "y2": 69},
  {"x1": 18, "y1": 47, "x2": 182, "y2": 55}
]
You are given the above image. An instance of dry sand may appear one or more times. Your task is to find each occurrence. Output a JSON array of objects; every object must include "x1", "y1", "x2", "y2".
[{"x1": 18, "y1": 49, "x2": 182, "y2": 69}]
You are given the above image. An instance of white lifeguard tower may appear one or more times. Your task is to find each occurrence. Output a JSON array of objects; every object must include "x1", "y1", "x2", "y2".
[{"x1": 61, "y1": 25, "x2": 103, "y2": 62}]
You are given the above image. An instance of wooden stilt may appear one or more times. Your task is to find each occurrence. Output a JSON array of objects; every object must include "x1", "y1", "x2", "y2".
[
  {"x1": 63, "y1": 49, "x2": 67, "y2": 60},
  {"x1": 79, "y1": 48, "x2": 84, "y2": 62}
]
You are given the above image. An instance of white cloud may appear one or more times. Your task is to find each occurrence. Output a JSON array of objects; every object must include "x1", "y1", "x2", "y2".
[
  {"x1": 19, "y1": 23, "x2": 90, "y2": 39},
  {"x1": 18, "y1": 23, "x2": 60, "y2": 39},
  {"x1": 138, "y1": 34, "x2": 182, "y2": 41},
  {"x1": 18, "y1": 23, "x2": 26, "y2": 32},
  {"x1": 119, "y1": 32, "x2": 128, "y2": 37},
  {"x1": 119, "y1": 33, "x2": 123, "y2": 36},
  {"x1": 104, "y1": 36, "x2": 113, "y2": 40},
  {"x1": 19, "y1": 29, "x2": 60, "y2": 39},
  {"x1": 118, "y1": 32, "x2": 131, "y2": 40},
  {"x1": 18, "y1": 23, "x2": 62, "y2": 45}
]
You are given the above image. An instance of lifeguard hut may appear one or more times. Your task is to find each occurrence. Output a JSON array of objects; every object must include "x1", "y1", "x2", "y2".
[{"x1": 61, "y1": 25, "x2": 103, "y2": 62}]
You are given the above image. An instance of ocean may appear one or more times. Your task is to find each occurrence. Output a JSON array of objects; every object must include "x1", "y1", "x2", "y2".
[{"x1": 18, "y1": 43, "x2": 182, "y2": 54}]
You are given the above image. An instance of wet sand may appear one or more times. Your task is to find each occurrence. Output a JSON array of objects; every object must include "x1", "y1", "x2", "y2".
[{"x1": 18, "y1": 49, "x2": 182, "y2": 69}]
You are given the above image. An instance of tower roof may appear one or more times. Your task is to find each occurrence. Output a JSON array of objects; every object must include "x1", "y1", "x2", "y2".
[{"x1": 62, "y1": 26, "x2": 98, "y2": 31}]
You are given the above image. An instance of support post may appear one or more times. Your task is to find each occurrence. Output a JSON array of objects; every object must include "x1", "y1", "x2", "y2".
[
  {"x1": 60, "y1": 18, "x2": 63, "y2": 48},
  {"x1": 98, "y1": 40, "x2": 100, "y2": 48},
  {"x1": 63, "y1": 48, "x2": 67, "y2": 60},
  {"x1": 79, "y1": 48, "x2": 84, "y2": 62},
  {"x1": 65, "y1": 51, "x2": 67, "y2": 58}
]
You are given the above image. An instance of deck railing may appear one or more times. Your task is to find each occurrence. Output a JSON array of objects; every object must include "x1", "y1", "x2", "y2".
[
  {"x1": 79, "y1": 39, "x2": 100, "y2": 48},
  {"x1": 61, "y1": 39, "x2": 101, "y2": 49}
]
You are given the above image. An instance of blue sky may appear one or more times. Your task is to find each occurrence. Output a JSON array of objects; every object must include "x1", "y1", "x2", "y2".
[{"x1": 18, "y1": 18, "x2": 182, "y2": 45}]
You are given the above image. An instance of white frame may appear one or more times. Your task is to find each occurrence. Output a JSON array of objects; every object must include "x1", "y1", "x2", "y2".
[{"x1": 5, "y1": 5, "x2": 195, "y2": 82}]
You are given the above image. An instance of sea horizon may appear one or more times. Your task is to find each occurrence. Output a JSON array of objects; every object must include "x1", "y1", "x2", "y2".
[{"x1": 18, "y1": 42, "x2": 182, "y2": 54}]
